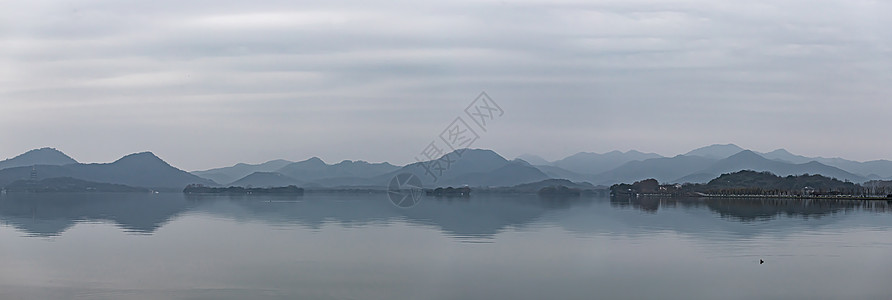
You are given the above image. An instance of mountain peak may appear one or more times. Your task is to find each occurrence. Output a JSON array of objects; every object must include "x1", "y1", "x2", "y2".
[
  {"x1": 0, "y1": 147, "x2": 78, "y2": 170},
  {"x1": 685, "y1": 144, "x2": 746, "y2": 159},
  {"x1": 516, "y1": 154, "x2": 550, "y2": 166},
  {"x1": 304, "y1": 157, "x2": 325, "y2": 164},
  {"x1": 114, "y1": 152, "x2": 168, "y2": 166},
  {"x1": 726, "y1": 150, "x2": 763, "y2": 159},
  {"x1": 444, "y1": 148, "x2": 507, "y2": 162},
  {"x1": 766, "y1": 148, "x2": 793, "y2": 155}
]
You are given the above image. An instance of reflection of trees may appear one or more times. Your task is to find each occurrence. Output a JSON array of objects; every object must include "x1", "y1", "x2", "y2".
[
  {"x1": 705, "y1": 198, "x2": 892, "y2": 221},
  {"x1": 610, "y1": 195, "x2": 665, "y2": 213},
  {"x1": 609, "y1": 195, "x2": 892, "y2": 220}
]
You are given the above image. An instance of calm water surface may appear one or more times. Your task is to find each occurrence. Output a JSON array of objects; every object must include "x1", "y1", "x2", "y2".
[{"x1": 2, "y1": 193, "x2": 891, "y2": 300}]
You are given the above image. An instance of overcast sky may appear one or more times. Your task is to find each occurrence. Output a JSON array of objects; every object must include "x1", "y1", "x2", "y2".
[{"x1": 2, "y1": 0, "x2": 890, "y2": 170}]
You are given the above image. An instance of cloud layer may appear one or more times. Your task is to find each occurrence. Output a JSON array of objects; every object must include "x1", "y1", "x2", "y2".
[{"x1": 2, "y1": 0, "x2": 890, "y2": 170}]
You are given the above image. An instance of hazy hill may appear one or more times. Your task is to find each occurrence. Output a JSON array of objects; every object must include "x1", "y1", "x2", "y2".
[
  {"x1": 441, "y1": 162, "x2": 550, "y2": 187},
  {"x1": 697, "y1": 170, "x2": 859, "y2": 193},
  {"x1": 377, "y1": 149, "x2": 548, "y2": 188},
  {"x1": 192, "y1": 159, "x2": 293, "y2": 185},
  {"x1": 759, "y1": 149, "x2": 809, "y2": 163},
  {"x1": 682, "y1": 150, "x2": 866, "y2": 183},
  {"x1": 759, "y1": 149, "x2": 892, "y2": 178},
  {"x1": 276, "y1": 158, "x2": 399, "y2": 182},
  {"x1": 552, "y1": 150, "x2": 663, "y2": 174},
  {"x1": 0, "y1": 152, "x2": 214, "y2": 190},
  {"x1": 221, "y1": 157, "x2": 400, "y2": 188},
  {"x1": 0, "y1": 148, "x2": 78, "y2": 170},
  {"x1": 516, "y1": 154, "x2": 550, "y2": 166},
  {"x1": 500, "y1": 179, "x2": 597, "y2": 193},
  {"x1": 690, "y1": 146, "x2": 892, "y2": 179},
  {"x1": 684, "y1": 144, "x2": 746, "y2": 159},
  {"x1": 228, "y1": 172, "x2": 302, "y2": 188},
  {"x1": 591, "y1": 155, "x2": 718, "y2": 185},
  {"x1": 532, "y1": 165, "x2": 596, "y2": 183}
]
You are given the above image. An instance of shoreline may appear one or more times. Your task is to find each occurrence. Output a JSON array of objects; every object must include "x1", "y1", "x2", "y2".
[{"x1": 632, "y1": 193, "x2": 892, "y2": 201}]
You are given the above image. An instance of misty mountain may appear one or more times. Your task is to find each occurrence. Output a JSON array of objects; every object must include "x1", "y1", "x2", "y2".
[
  {"x1": 759, "y1": 149, "x2": 809, "y2": 163},
  {"x1": 0, "y1": 147, "x2": 78, "y2": 170},
  {"x1": 828, "y1": 160, "x2": 892, "y2": 179},
  {"x1": 441, "y1": 162, "x2": 550, "y2": 187},
  {"x1": 552, "y1": 150, "x2": 663, "y2": 174},
  {"x1": 221, "y1": 158, "x2": 400, "y2": 188},
  {"x1": 228, "y1": 172, "x2": 302, "y2": 188},
  {"x1": 684, "y1": 144, "x2": 746, "y2": 159},
  {"x1": 276, "y1": 158, "x2": 400, "y2": 182},
  {"x1": 0, "y1": 152, "x2": 214, "y2": 190},
  {"x1": 192, "y1": 159, "x2": 294, "y2": 185},
  {"x1": 532, "y1": 165, "x2": 596, "y2": 183},
  {"x1": 503, "y1": 179, "x2": 597, "y2": 193},
  {"x1": 591, "y1": 155, "x2": 718, "y2": 185},
  {"x1": 760, "y1": 149, "x2": 892, "y2": 178},
  {"x1": 679, "y1": 150, "x2": 866, "y2": 183},
  {"x1": 516, "y1": 154, "x2": 550, "y2": 166},
  {"x1": 377, "y1": 149, "x2": 548, "y2": 188}
]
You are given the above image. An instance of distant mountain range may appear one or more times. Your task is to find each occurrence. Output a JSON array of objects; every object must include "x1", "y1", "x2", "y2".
[
  {"x1": 0, "y1": 144, "x2": 890, "y2": 190},
  {"x1": 192, "y1": 159, "x2": 294, "y2": 185},
  {"x1": 0, "y1": 151, "x2": 212, "y2": 191}
]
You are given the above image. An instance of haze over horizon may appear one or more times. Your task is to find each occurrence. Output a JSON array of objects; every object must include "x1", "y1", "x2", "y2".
[{"x1": 3, "y1": 0, "x2": 890, "y2": 170}]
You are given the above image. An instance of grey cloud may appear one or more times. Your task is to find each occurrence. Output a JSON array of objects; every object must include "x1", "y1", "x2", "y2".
[{"x1": 1, "y1": 0, "x2": 890, "y2": 169}]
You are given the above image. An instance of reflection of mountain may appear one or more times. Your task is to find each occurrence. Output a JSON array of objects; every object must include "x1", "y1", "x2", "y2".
[
  {"x1": 0, "y1": 193, "x2": 194, "y2": 236},
  {"x1": 3, "y1": 192, "x2": 890, "y2": 240},
  {"x1": 0, "y1": 192, "x2": 574, "y2": 239},
  {"x1": 186, "y1": 193, "x2": 566, "y2": 239}
]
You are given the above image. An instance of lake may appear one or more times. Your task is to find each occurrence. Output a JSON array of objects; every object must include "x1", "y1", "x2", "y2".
[{"x1": 2, "y1": 192, "x2": 892, "y2": 300}]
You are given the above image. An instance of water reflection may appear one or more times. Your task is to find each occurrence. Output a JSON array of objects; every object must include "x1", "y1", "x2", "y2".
[
  {"x1": 0, "y1": 193, "x2": 193, "y2": 237},
  {"x1": 1, "y1": 192, "x2": 891, "y2": 239},
  {"x1": 611, "y1": 195, "x2": 892, "y2": 221},
  {"x1": 0, "y1": 193, "x2": 588, "y2": 239}
]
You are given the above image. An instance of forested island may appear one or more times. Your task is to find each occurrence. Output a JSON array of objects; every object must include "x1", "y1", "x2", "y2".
[
  {"x1": 425, "y1": 186, "x2": 472, "y2": 197},
  {"x1": 183, "y1": 184, "x2": 304, "y2": 195},
  {"x1": 611, "y1": 170, "x2": 892, "y2": 199}
]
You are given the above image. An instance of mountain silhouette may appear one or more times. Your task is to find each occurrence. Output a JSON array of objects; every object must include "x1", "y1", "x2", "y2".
[
  {"x1": 684, "y1": 144, "x2": 746, "y2": 159},
  {"x1": 377, "y1": 149, "x2": 547, "y2": 187},
  {"x1": 442, "y1": 161, "x2": 550, "y2": 187},
  {"x1": 532, "y1": 165, "x2": 596, "y2": 183},
  {"x1": 591, "y1": 155, "x2": 718, "y2": 185},
  {"x1": 0, "y1": 152, "x2": 214, "y2": 190},
  {"x1": 759, "y1": 149, "x2": 892, "y2": 179},
  {"x1": 516, "y1": 154, "x2": 551, "y2": 166},
  {"x1": 681, "y1": 150, "x2": 866, "y2": 183},
  {"x1": 552, "y1": 150, "x2": 663, "y2": 175},
  {"x1": 192, "y1": 159, "x2": 294, "y2": 185},
  {"x1": 228, "y1": 172, "x2": 303, "y2": 188},
  {"x1": 0, "y1": 147, "x2": 78, "y2": 170},
  {"x1": 275, "y1": 158, "x2": 399, "y2": 183}
]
